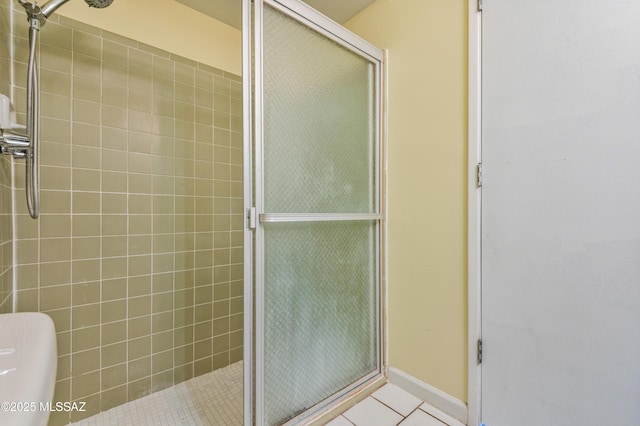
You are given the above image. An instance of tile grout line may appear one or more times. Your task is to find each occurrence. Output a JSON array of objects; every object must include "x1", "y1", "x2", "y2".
[
  {"x1": 395, "y1": 405, "x2": 422, "y2": 425},
  {"x1": 337, "y1": 389, "x2": 452, "y2": 426},
  {"x1": 369, "y1": 393, "x2": 418, "y2": 420}
]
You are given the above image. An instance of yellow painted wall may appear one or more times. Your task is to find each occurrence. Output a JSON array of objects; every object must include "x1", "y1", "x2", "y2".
[
  {"x1": 58, "y1": 0, "x2": 241, "y2": 75},
  {"x1": 346, "y1": 0, "x2": 468, "y2": 401}
]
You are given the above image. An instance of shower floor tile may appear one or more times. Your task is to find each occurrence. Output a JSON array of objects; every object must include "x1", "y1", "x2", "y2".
[{"x1": 72, "y1": 361, "x2": 243, "y2": 426}]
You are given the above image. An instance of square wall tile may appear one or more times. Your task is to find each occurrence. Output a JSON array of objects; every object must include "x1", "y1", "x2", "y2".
[{"x1": 7, "y1": 14, "x2": 243, "y2": 418}]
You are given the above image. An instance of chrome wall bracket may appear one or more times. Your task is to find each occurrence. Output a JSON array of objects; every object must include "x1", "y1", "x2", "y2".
[
  {"x1": 17, "y1": 0, "x2": 47, "y2": 27},
  {"x1": 0, "y1": 128, "x2": 30, "y2": 159}
]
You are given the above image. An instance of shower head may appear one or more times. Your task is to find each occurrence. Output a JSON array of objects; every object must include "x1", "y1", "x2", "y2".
[
  {"x1": 18, "y1": 0, "x2": 114, "y2": 23},
  {"x1": 40, "y1": 0, "x2": 114, "y2": 18},
  {"x1": 84, "y1": 0, "x2": 113, "y2": 9}
]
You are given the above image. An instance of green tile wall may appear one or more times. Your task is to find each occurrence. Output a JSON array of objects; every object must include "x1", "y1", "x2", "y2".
[
  {"x1": 0, "y1": 0, "x2": 13, "y2": 314},
  {"x1": 8, "y1": 5, "x2": 243, "y2": 424}
]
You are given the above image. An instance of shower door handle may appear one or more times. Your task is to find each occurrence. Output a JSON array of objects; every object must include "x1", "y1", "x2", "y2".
[
  {"x1": 259, "y1": 213, "x2": 383, "y2": 223},
  {"x1": 248, "y1": 207, "x2": 257, "y2": 229}
]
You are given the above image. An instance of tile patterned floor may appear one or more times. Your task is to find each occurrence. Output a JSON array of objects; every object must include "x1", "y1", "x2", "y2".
[
  {"x1": 71, "y1": 366, "x2": 462, "y2": 426},
  {"x1": 72, "y1": 361, "x2": 243, "y2": 426},
  {"x1": 326, "y1": 383, "x2": 465, "y2": 426}
]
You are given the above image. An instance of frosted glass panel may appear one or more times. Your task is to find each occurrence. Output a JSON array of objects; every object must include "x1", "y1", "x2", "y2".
[
  {"x1": 257, "y1": 3, "x2": 380, "y2": 424},
  {"x1": 263, "y1": 222, "x2": 377, "y2": 426},
  {"x1": 263, "y1": 5, "x2": 376, "y2": 214}
]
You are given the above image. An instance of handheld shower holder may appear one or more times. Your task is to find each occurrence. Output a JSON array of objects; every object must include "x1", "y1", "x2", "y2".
[
  {"x1": 0, "y1": 129, "x2": 30, "y2": 158},
  {"x1": 17, "y1": 1, "x2": 46, "y2": 27},
  {"x1": 0, "y1": 95, "x2": 29, "y2": 158}
]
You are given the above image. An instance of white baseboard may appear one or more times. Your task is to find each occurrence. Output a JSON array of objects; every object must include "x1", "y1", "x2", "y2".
[{"x1": 387, "y1": 367, "x2": 468, "y2": 425}]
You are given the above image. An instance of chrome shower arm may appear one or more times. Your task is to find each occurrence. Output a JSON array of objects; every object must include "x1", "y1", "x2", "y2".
[
  {"x1": 17, "y1": 0, "x2": 73, "y2": 26},
  {"x1": 39, "y1": 0, "x2": 71, "y2": 18}
]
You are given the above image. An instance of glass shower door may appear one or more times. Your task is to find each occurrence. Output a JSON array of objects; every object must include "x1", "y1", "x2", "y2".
[{"x1": 244, "y1": 1, "x2": 383, "y2": 424}]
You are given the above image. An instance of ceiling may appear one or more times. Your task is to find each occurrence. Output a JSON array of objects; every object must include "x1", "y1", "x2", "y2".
[{"x1": 174, "y1": 0, "x2": 376, "y2": 29}]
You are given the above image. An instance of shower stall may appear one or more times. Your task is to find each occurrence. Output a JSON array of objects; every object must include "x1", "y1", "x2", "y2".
[
  {"x1": 0, "y1": 0, "x2": 383, "y2": 424},
  {"x1": 0, "y1": 0, "x2": 244, "y2": 424}
]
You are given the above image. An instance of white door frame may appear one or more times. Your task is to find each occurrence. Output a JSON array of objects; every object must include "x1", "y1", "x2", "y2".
[{"x1": 467, "y1": 1, "x2": 482, "y2": 425}]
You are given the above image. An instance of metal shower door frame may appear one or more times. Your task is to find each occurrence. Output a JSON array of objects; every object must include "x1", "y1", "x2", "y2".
[
  {"x1": 242, "y1": 1, "x2": 254, "y2": 424},
  {"x1": 243, "y1": 0, "x2": 384, "y2": 424}
]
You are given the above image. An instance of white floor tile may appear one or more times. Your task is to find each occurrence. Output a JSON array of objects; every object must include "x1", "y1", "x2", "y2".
[
  {"x1": 399, "y1": 409, "x2": 446, "y2": 426},
  {"x1": 372, "y1": 384, "x2": 423, "y2": 416},
  {"x1": 343, "y1": 397, "x2": 404, "y2": 426},
  {"x1": 325, "y1": 415, "x2": 355, "y2": 426},
  {"x1": 419, "y1": 403, "x2": 463, "y2": 426}
]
